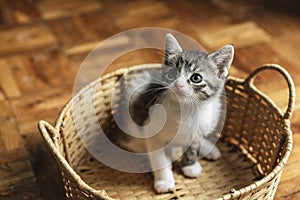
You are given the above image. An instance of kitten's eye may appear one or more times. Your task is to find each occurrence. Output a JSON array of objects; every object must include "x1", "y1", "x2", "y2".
[
  {"x1": 167, "y1": 69, "x2": 178, "y2": 80},
  {"x1": 190, "y1": 73, "x2": 202, "y2": 84}
]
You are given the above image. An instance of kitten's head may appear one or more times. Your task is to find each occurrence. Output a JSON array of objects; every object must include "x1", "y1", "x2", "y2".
[{"x1": 162, "y1": 34, "x2": 234, "y2": 103}]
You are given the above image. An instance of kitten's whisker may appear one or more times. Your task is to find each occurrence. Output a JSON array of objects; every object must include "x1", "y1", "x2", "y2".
[
  {"x1": 146, "y1": 86, "x2": 167, "y2": 95},
  {"x1": 156, "y1": 51, "x2": 166, "y2": 57},
  {"x1": 219, "y1": 93, "x2": 233, "y2": 104},
  {"x1": 144, "y1": 90, "x2": 167, "y2": 109}
]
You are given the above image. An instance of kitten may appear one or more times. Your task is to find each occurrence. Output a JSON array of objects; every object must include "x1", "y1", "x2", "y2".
[{"x1": 114, "y1": 34, "x2": 234, "y2": 193}]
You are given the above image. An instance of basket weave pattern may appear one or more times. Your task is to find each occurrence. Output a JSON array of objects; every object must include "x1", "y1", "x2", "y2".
[{"x1": 38, "y1": 64, "x2": 295, "y2": 200}]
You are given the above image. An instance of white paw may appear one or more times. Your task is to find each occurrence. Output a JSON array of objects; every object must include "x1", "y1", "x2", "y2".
[
  {"x1": 154, "y1": 179, "x2": 175, "y2": 193},
  {"x1": 204, "y1": 146, "x2": 221, "y2": 160},
  {"x1": 181, "y1": 161, "x2": 202, "y2": 178}
]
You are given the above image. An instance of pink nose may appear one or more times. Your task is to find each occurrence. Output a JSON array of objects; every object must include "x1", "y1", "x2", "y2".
[{"x1": 175, "y1": 81, "x2": 184, "y2": 89}]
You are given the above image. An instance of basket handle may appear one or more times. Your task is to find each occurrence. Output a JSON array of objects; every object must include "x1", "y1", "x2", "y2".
[
  {"x1": 38, "y1": 120, "x2": 113, "y2": 199},
  {"x1": 38, "y1": 120, "x2": 60, "y2": 146},
  {"x1": 244, "y1": 64, "x2": 296, "y2": 120},
  {"x1": 38, "y1": 120, "x2": 72, "y2": 168}
]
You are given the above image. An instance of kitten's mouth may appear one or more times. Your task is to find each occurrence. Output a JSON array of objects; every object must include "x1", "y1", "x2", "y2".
[
  {"x1": 175, "y1": 91, "x2": 189, "y2": 97},
  {"x1": 169, "y1": 89, "x2": 192, "y2": 99}
]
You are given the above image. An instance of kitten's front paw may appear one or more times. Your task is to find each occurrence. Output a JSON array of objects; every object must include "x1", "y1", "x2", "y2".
[
  {"x1": 204, "y1": 146, "x2": 221, "y2": 160},
  {"x1": 182, "y1": 161, "x2": 202, "y2": 178},
  {"x1": 154, "y1": 179, "x2": 175, "y2": 193}
]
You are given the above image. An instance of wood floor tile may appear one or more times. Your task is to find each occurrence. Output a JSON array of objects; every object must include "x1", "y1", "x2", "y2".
[
  {"x1": 65, "y1": 40, "x2": 104, "y2": 56},
  {"x1": 113, "y1": 1, "x2": 174, "y2": 29},
  {"x1": 215, "y1": 0, "x2": 300, "y2": 36},
  {"x1": 47, "y1": 13, "x2": 119, "y2": 49},
  {"x1": 233, "y1": 43, "x2": 297, "y2": 78},
  {"x1": 275, "y1": 134, "x2": 300, "y2": 199},
  {"x1": 0, "y1": 0, "x2": 41, "y2": 25},
  {"x1": 271, "y1": 32, "x2": 300, "y2": 69},
  {"x1": 229, "y1": 65, "x2": 249, "y2": 79},
  {"x1": 0, "y1": 158, "x2": 32, "y2": 181},
  {"x1": 0, "y1": 91, "x2": 4, "y2": 102},
  {"x1": 0, "y1": 0, "x2": 299, "y2": 199},
  {"x1": 0, "y1": 129, "x2": 6, "y2": 154},
  {"x1": 199, "y1": 22, "x2": 271, "y2": 49},
  {"x1": 37, "y1": 0, "x2": 102, "y2": 20},
  {"x1": 107, "y1": 49, "x2": 163, "y2": 74},
  {"x1": 0, "y1": 52, "x2": 67, "y2": 96},
  {"x1": 0, "y1": 148, "x2": 40, "y2": 199},
  {"x1": 66, "y1": 35, "x2": 135, "y2": 85},
  {"x1": 0, "y1": 101, "x2": 24, "y2": 151},
  {"x1": 0, "y1": 24, "x2": 57, "y2": 55},
  {"x1": 251, "y1": 9, "x2": 300, "y2": 37},
  {"x1": 291, "y1": 105, "x2": 300, "y2": 133},
  {"x1": 79, "y1": 11, "x2": 120, "y2": 40},
  {"x1": 0, "y1": 59, "x2": 22, "y2": 98},
  {"x1": 11, "y1": 87, "x2": 72, "y2": 135},
  {"x1": 47, "y1": 17, "x2": 85, "y2": 48},
  {"x1": 167, "y1": 0, "x2": 239, "y2": 26}
]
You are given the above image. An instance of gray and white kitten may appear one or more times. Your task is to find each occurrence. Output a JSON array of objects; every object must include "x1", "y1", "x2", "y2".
[{"x1": 115, "y1": 34, "x2": 234, "y2": 193}]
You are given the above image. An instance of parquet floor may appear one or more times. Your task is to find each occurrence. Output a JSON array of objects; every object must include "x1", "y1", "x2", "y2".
[{"x1": 0, "y1": 0, "x2": 299, "y2": 199}]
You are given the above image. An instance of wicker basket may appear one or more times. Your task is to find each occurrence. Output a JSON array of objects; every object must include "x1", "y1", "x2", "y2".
[{"x1": 38, "y1": 63, "x2": 295, "y2": 200}]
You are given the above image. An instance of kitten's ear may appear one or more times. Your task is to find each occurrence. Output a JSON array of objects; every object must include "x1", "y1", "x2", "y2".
[
  {"x1": 208, "y1": 45, "x2": 234, "y2": 79},
  {"x1": 165, "y1": 33, "x2": 182, "y2": 54}
]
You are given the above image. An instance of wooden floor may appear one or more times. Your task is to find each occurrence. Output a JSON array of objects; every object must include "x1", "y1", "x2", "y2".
[{"x1": 0, "y1": 0, "x2": 299, "y2": 199}]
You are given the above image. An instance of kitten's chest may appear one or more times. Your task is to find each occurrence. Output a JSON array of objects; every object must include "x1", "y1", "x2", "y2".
[
  {"x1": 152, "y1": 101, "x2": 209, "y2": 143},
  {"x1": 162, "y1": 100, "x2": 218, "y2": 138}
]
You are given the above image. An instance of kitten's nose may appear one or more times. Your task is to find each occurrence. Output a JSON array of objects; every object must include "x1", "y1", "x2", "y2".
[{"x1": 175, "y1": 81, "x2": 184, "y2": 89}]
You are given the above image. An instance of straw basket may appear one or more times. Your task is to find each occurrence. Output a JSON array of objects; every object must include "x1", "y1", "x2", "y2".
[{"x1": 38, "y1": 63, "x2": 295, "y2": 200}]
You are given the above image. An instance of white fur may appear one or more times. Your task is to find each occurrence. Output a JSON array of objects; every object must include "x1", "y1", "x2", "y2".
[
  {"x1": 149, "y1": 151, "x2": 175, "y2": 193},
  {"x1": 198, "y1": 137, "x2": 222, "y2": 160},
  {"x1": 117, "y1": 34, "x2": 233, "y2": 193},
  {"x1": 181, "y1": 161, "x2": 202, "y2": 178},
  {"x1": 121, "y1": 87, "x2": 223, "y2": 193}
]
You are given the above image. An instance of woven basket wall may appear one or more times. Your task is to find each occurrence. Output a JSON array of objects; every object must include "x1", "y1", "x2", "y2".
[{"x1": 38, "y1": 63, "x2": 295, "y2": 200}]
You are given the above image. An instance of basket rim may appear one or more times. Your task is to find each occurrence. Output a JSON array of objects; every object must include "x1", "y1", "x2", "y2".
[
  {"x1": 49, "y1": 63, "x2": 293, "y2": 199},
  {"x1": 38, "y1": 120, "x2": 114, "y2": 200}
]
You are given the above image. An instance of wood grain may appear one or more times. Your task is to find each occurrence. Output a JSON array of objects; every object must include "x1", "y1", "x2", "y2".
[
  {"x1": 199, "y1": 22, "x2": 271, "y2": 49},
  {"x1": 0, "y1": 59, "x2": 22, "y2": 98},
  {"x1": 0, "y1": 101, "x2": 23, "y2": 151},
  {"x1": 0, "y1": 24, "x2": 56, "y2": 55},
  {"x1": 0, "y1": 0, "x2": 41, "y2": 25},
  {"x1": 37, "y1": 0, "x2": 102, "y2": 20},
  {"x1": 0, "y1": 0, "x2": 299, "y2": 199}
]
